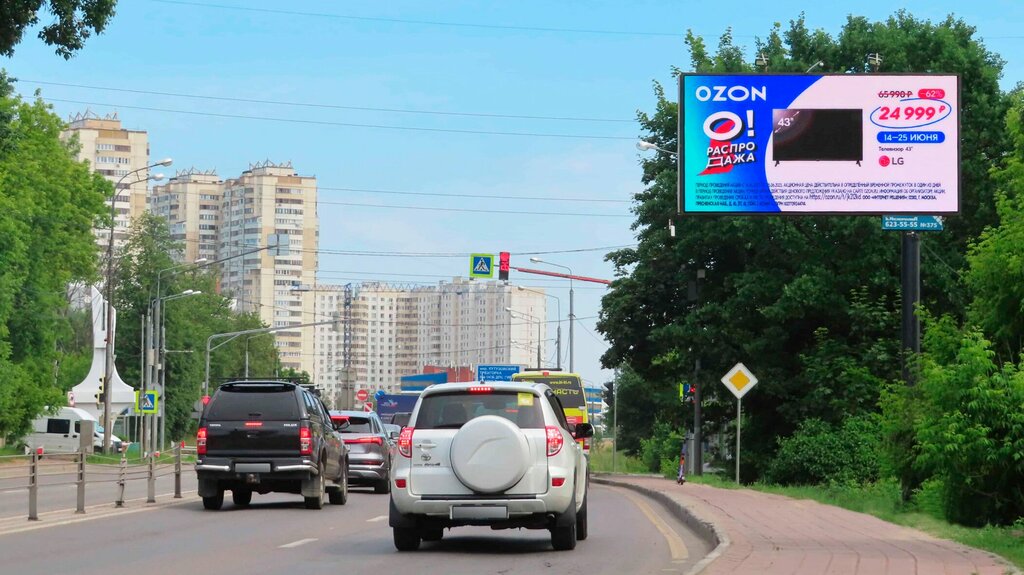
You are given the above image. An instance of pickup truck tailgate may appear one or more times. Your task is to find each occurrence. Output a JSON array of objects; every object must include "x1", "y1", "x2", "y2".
[{"x1": 204, "y1": 388, "x2": 302, "y2": 457}]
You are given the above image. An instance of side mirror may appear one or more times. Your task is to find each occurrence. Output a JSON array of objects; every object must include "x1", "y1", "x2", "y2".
[{"x1": 573, "y1": 423, "x2": 594, "y2": 440}]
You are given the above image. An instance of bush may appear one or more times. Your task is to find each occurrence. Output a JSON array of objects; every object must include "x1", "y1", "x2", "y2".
[
  {"x1": 764, "y1": 414, "x2": 882, "y2": 485},
  {"x1": 639, "y1": 420, "x2": 685, "y2": 477}
]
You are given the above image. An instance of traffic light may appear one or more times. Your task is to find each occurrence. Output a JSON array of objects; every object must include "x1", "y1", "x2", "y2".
[
  {"x1": 95, "y1": 378, "x2": 105, "y2": 406},
  {"x1": 499, "y1": 252, "x2": 510, "y2": 281}
]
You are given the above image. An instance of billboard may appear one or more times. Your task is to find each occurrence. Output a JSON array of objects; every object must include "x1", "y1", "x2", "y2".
[{"x1": 678, "y1": 74, "x2": 959, "y2": 214}]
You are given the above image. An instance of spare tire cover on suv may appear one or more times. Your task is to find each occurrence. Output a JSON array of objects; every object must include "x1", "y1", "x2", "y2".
[{"x1": 450, "y1": 415, "x2": 531, "y2": 493}]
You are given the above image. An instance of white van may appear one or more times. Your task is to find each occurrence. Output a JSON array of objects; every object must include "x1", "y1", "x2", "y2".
[{"x1": 24, "y1": 407, "x2": 123, "y2": 454}]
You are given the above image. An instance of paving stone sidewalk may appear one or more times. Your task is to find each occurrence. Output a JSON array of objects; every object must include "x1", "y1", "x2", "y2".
[{"x1": 600, "y1": 474, "x2": 1018, "y2": 575}]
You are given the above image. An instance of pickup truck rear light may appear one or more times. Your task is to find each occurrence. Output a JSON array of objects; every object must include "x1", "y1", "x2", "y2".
[
  {"x1": 244, "y1": 421, "x2": 263, "y2": 428},
  {"x1": 196, "y1": 427, "x2": 207, "y2": 456},
  {"x1": 343, "y1": 436, "x2": 383, "y2": 445},
  {"x1": 299, "y1": 426, "x2": 313, "y2": 455},
  {"x1": 545, "y1": 426, "x2": 563, "y2": 457},
  {"x1": 398, "y1": 427, "x2": 415, "y2": 458}
]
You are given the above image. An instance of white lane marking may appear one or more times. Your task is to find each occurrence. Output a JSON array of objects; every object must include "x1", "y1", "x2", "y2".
[
  {"x1": 615, "y1": 487, "x2": 689, "y2": 561},
  {"x1": 279, "y1": 538, "x2": 318, "y2": 549},
  {"x1": 367, "y1": 515, "x2": 387, "y2": 523}
]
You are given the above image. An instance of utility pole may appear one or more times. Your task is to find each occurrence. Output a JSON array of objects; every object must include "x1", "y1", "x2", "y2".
[{"x1": 691, "y1": 268, "x2": 705, "y2": 476}]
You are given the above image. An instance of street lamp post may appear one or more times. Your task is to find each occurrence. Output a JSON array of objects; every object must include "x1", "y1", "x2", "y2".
[
  {"x1": 506, "y1": 308, "x2": 542, "y2": 369},
  {"x1": 516, "y1": 286, "x2": 561, "y2": 369},
  {"x1": 149, "y1": 257, "x2": 206, "y2": 452},
  {"x1": 102, "y1": 158, "x2": 171, "y2": 453},
  {"x1": 529, "y1": 258, "x2": 574, "y2": 373},
  {"x1": 155, "y1": 290, "x2": 200, "y2": 450}
]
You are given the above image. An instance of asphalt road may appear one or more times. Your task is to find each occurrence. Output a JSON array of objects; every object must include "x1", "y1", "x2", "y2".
[
  {"x1": 0, "y1": 464, "x2": 198, "y2": 519},
  {"x1": 0, "y1": 483, "x2": 711, "y2": 575}
]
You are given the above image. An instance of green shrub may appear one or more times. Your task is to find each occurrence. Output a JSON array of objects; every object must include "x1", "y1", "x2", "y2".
[
  {"x1": 639, "y1": 420, "x2": 685, "y2": 477},
  {"x1": 764, "y1": 414, "x2": 882, "y2": 485}
]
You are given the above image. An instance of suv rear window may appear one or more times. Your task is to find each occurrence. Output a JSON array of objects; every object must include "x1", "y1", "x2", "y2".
[
  {"x1": 416, "y1": 391, "x2": 543, "y2": 430},
  {"x1": 207, "y1": 386, "x2": 300, "y2": 420},
  {"x1": 338, "y1": 416, "x2": 373, "y2": 433}
]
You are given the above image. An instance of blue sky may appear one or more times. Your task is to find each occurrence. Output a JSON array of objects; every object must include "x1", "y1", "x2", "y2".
[{"x1": 4, "y1": 0, "x2": 1022, "y2": 388}]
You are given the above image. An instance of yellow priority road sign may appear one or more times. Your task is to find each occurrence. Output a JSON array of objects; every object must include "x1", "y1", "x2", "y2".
[{"x1": 720, "y1": 363, "x2": 758, "y2": 399}]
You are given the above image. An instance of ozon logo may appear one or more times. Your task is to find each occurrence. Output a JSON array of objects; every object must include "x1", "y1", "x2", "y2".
[{"x1": 694, "y1": 85, "x2": 767, "y2": 102}]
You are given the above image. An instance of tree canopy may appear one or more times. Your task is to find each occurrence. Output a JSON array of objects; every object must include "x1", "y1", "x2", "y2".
[
  {"x1": 0, "y1": 0, "x2": 117, "y2": 59},
  {"x1": 0, "y1": 74, "x2": 109, "y2": 439}
]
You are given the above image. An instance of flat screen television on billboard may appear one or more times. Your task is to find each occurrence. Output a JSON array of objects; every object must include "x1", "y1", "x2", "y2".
[{"x1": 771, "y1": 109, "x2": 863, "y2": 166}]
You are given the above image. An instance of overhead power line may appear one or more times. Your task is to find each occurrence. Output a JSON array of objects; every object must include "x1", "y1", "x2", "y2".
[
  {"x1": 181, "y1": 236, "x2": 636, "y2": 258},
  {"x1": 42, "y1": 98, "x2": 635, "y2": 141},
  {"x1": 21, "y1": 79, "x2": 634, "y2": 124},
  {"x1": 147, "y1": 0, "x2": 686, "y2": 38}
]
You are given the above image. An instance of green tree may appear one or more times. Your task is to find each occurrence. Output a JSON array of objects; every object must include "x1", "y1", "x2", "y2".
[
  {"x1": 0, "y1": 77, "x2": 108, "y2": 440},
  {"x1": 0, "y1": 0, "x2": 117, "y2": 58},
  {"x1": 110, "y1": 214, "x2": 281, "y2": 441},
  {"x1": 598, "y1": 12, "x2": 1008, "y2": 480}
]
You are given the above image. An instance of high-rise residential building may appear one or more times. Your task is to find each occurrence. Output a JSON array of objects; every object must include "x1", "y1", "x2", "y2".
[
  {"x1": 218, "y1": 161, "x2": 319, "y2": 376},
  {"x1": 151, "y1": 168, "x2": 224, "y2": 264},
  {"x1": 314, "y1": 279, "x2": 547, "y2": 404},
  {"x1": 62, "y1": 111, "x2": 152, "y2": 251}
]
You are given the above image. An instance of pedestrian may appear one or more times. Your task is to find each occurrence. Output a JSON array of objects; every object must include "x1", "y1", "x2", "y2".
[{"x1": 677, "y1": 439, "x2": 688, "y2": 485}]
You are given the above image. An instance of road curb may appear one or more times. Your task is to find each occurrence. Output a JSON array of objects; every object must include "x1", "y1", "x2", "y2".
[
  {"x1": 593, "y1": 474, "x2": 730, "y2": 575},
  {"x1": 0, "y1": 491, "x2": 198, "y2": 537}
]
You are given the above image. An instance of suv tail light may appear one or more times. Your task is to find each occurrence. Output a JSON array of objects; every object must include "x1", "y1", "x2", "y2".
[
  {"x1": 545, "y1": 426, "x2": 563, "y2": 457},
  {"x1": 468, "y1": 386, "x2": 493, "y2": 393},
  {"x1": 398, "y1": 427, "x2": 415, "y2": 458},
  {"x1": 344, "y1": 436, "x2": 383, "y2": 445},
  {"x1": 196, "y1": 427, "x2": 207, "y2": 456},
  {"x1": 299, "y1": 426, "x2": 313, "y2": 456}
]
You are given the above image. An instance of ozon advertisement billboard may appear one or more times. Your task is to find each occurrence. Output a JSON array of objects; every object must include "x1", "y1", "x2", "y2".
[{"x1": 678, "y1": 74, "x2": 959, "y2": 214}]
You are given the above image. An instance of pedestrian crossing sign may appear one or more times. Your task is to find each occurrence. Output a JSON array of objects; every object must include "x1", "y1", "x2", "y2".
[
  {"x1": 470, "y1": 254, "x2": 495, "y2": 278},
  {"x1": 139, "y1": 390, "x2": 159, "y2": 414}
]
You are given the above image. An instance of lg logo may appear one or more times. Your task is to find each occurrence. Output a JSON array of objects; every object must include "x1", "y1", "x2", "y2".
[{"x1": 879, "y1": 155, "x2": 905, "y2": 167}]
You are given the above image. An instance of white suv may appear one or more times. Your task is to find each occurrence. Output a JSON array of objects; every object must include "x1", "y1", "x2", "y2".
[{"x1": 389, "y1": 382, "x2": 593, "y2": 551}]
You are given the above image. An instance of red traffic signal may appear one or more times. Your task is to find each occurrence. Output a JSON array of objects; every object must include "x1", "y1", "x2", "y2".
[{"x1": 499, "y1": 252, "x2": 510, "y2": 281}]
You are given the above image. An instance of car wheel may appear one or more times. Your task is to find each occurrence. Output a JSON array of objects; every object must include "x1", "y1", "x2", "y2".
[
  {"x1": 202, "y1": 491, "x2": 224, "y2": 511},
  {"x1": 304, "y1": 463, "x2": 325, "y2": 510},
  {"x1": 420, "y1": 528, "x2": 444, "y2": 542},
  {"x1": 393, "y1": 527, "x2": 421, "y2": 551},
  {"x1": 576, "y1": 489, "x2": 588, "y2": 541},
  {"x1": 232, "y1": 489, "x2": 252, "y2": 507},
  {"x1": 329, "y1": 463, "x2": 348, "y2": 505},
  {"x1": 551, "y1": 491, "x2": 578, "y2": 551}
]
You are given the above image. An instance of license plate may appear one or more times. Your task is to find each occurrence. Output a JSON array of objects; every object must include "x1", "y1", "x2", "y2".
[
  {"x1": 235, "y1": 463, "x2": 271, "y2": 473},
  {"x1": 450, "y1": 506, "x2": 509, "y2": 520}
]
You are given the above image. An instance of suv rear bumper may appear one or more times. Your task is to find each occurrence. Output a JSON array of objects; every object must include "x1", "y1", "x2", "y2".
[{"x1": 195, "y1": 457, "x2": 318, "y2": 496}]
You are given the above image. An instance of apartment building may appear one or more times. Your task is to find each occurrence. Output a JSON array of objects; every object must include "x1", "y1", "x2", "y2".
[
  {"x1": 62, "y1": 111, "x2": 152, "y2": 251},
  {"x1": 218, "y1": 161, "x2": 319, "y2": 376},
  {"x1": 151, "y1": 168, "x2": 223, "y2": 264},
  {"x1": 315, "y1": 279, "x2": 547, "y2": 402}
]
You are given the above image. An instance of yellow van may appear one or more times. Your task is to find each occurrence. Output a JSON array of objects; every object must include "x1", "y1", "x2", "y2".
[{"x1": 511, "y1": 371, "x2": 590, "y2": 454}]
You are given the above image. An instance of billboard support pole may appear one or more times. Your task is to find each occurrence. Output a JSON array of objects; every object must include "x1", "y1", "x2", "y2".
[{"x1": 901, "y1": 232, "x2": 921, "y2": 384}]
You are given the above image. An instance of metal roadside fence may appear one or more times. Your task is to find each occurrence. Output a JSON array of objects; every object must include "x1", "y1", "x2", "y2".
[{"x1": 0, "y1": 444, "x2": 195, "y2": 522}]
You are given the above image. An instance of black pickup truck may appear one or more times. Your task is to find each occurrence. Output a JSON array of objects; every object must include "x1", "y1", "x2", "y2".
[{"x1": 195, "y1": 381, "x2": 349, "y2": 510}]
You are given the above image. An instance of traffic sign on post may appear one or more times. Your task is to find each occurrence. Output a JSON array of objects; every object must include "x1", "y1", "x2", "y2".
[
  {"x1": 139, "y1": 390, "x2": 159, "y2": 414},
  {"x1": 363, "y1": 401, "x2": 373, "y2": 412},
  {"x1": 720, "y1": 363, "x2": 758, "y2": 484},
  {"x1": 356, "y1": 389, "x2": 369, "y2": 402},
  {"x1": 470, "y1": 254, "x2": 495, "y2": 278}
]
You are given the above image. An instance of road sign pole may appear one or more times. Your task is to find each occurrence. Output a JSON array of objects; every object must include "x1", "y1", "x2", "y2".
[
  {"x1": 901, "y1": 231, "x2": 921, "y2": 384},
  {"x1": 736, "y1": 398, "x2": 741, "y2": 484}
]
